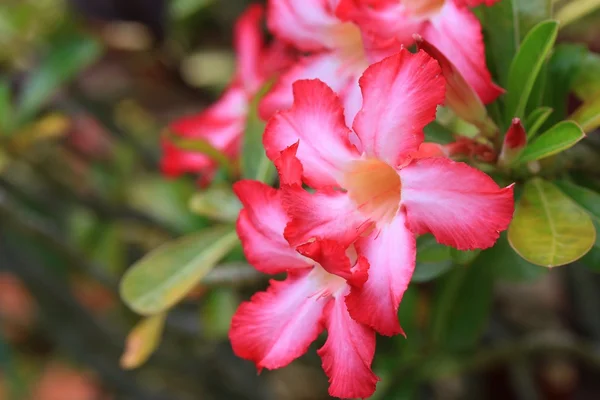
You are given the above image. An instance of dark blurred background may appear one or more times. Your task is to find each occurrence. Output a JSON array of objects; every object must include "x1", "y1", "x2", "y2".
[{"x1": 1, "y1": 0, "x2": 600, "y2": 399}]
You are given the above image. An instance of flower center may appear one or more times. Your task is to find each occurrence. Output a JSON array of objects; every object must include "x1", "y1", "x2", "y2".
[
  {"x1": 309, "y1": 266, "x2": 347, "y2": 299},
  {"x1": 329, "y1": 22, "x2": 369, "y2": 73},
  {"x1": 403, "y1": 0, "x2": 445, "y2": 18},
  {"x1": 342, "y1": 159, "x2": 401, "y2": 224}
]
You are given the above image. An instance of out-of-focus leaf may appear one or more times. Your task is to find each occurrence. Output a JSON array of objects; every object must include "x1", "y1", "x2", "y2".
[
  {"x1": 120, "y1": 226, "x2": 239, "y2": 315},
  {"x1": 480, "y1": 232, "x2": 547, "y2": 282},
  {"x1": 431, "y1": 259, "x2": 493, "y2": 350},
  {"x1": 556, "y1": 0, "x2": 600, "y2": 27},
  {"x1": 514, "y1": 0, "x2": 553, "y2": 37},
  {"x1": 570, "y1": 95, "x2": 600, "y2": 133},
  {"x1": 17, "y1": 35, "x2": 102, "y2": 124},
  {"x1": 412, "y1": 235, "x2": 452, "y2": 283},
  {"x1": 524, "y1": 107, "x2": 553, "y2": 139},
  {"x1": 201, "y1": 288, "x2": 238, "y2": 340},
  {"x1": 581, "y1": 220, "x2": 600, "y2": 272},
  {"x1": 0, "y1": 79, "x2": 12, "y2": 134},
  {"x1": 241, "y1": 82, "x2": 275, "y2": 183},
  {"x1": 189, "y1": 186, "x2": 241, "y2": 222},
  {"x1": 450, "y1": 248, "x2": 481, "y2": 265},
  {"x1": 170, "y1": 0, "x2": 213, "y2": 19},
  {"x1": 480, "y1": 0, "x2": 518, "y2": 87},
  {"x1": 505, "y1": 20, "x2": 558, "y2": 121},
  {"x1": 573, "y1": 52, "x2": 600, "y2": 101},
  {"x1": 508, "y1": 178, "x2": 596, "y2": 267},
  {"x1": 120, "y1": 313, "x2": 166, "y2": 369},
  {"x1": 424, "y1": 121, "x2": 454, "y2": 144},
  {"x1": 516, "y1": 121, "x2": 585, "y2": 164},
  {"x1": 555, "y1": 180, "x2": 600, "y2": 221},
  {"x1": 541, "y1": 44, "x2": 587, "y2": 126}
]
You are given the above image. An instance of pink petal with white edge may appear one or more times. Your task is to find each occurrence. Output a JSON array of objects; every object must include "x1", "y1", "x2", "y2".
[
  {"x1": 267, "y1": 0, "x2": 343, "y2": 52},
  {"x1": 234, "y1": 181, "x2": 311, "y2": 273},
  {"x1": 282, "y1": 185, "x2": 371, "y2": 247},
  {"x1": 318, "y1": 287, "x2": 379, "y2": 399},
  {"x1": 161, "y1": 84, "x2": 247, "y2": 178},
  {"x1": 274, "y1": 142, "x2": 304, "y2": 186},
  {"x1": 229, "y1": 271, "x2": 327, "y2": 370},
  {"x1": 259, "y1": 53, "x2": 357, "y2": 124},
  {"x1": 264, "y1": 80, "x2": 359, "y2": 189},
  {"x1": 233, "y1": 4, "x2": 264, "y2": 93},
  {"x1": 346, "y1": 211, "x2": 416, "y2": 336},
  {"x1": 400, "y1": 157, "x2": 514, "y2": 250},
  {"x1": 424, "y1": 1, "x2": 503, "y2": 104},
  {"x1": 352, "y1": 49, "x2": 445, "y2": 167}
]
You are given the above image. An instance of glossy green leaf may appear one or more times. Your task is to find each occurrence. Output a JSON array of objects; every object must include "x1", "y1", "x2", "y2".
[
  {"x1": 120, "y1": 313, "x2": 166, "y2": 369},
  {"x1": 505, "y1": 20, "x2": 558, "y2": 121},
  {"x1": 480, "y1": 0, "x2": 518, "y2": 87},
  {"x1": 516, "y1": 121, "x2": 585, "y2": 164},
  {"x1": 241, "y1": 82, "x2": 275, "y2": 183},
  {"x1": 189, "y1": 185, "x2": 241, "y2": 222},
  {"x1": 481, "y1": 232, "x2": 547, "y2": 282},
  {"x1": 120, "y1": 226, "x2": 239, "y2": 315},
  {"x1": 524, "y1": 107, "x2": 553, "y2": 139},
  {"x1": 412, "y1": 235, "x2": 452, "y2": 283},
  {"x1": 571, "y1": 95, "x2": 600, "y2": 133},
  {"x1": 17, "y1": 35, "x2": 102, "y2": 123},
  {"x1": 431, "y1": 260, "x2": 493, "y2": 350},
  {"x1": 508, "y1": 178, "x2": 596, "y2": 267}
]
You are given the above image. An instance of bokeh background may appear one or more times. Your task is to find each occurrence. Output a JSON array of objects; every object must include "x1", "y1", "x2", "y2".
[{"x1": 1, "y1": 0, "x2": 600, "y2": 399}]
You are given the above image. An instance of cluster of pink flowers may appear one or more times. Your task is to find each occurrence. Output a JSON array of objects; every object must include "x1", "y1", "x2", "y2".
[{"x1": 163, "y1": 1, "x2": 515, "y2": 398}]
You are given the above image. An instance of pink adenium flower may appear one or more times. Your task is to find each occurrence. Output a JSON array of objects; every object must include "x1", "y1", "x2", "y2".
[
  {"x1": 336, "y1": 0, "x2": 504, "y2": 105},
  {"x1": 259, "y1": 0, "x2": 401, "y2": 125},
  {"x1": 264, "y1": 49, "x2": 514, "y2": 336},
  {"x1": 161, "y1": 5, "x2": 293, "y2": 184},
  {"x1": 229, "y1": 145, "x2": 379, "y2": 399}
]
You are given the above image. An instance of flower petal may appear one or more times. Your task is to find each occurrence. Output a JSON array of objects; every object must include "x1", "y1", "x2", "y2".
[
  {"x1": 263, "y1": 79, "x2": 359, "y2": 188},
  {"x1": 161, "y1": 85, "x2": 247, "y2": 179},
  {"x1": 259, "y1": 53, "x2": 358, "y2": 124},
  {"x1": 267, "y1": 0, "x2": 343, "y2": 51},
  {"x1": 234, "y1": 180, "x2": 311, "y2": 273},
  {"x1": 229, "y1": 271, "x2": 327, "y2": 370},
  {"x1": 297, "y1": 240, "x2": 369, "y2": 287},
  {"x1": 423, "y1": 1, "x2": 503, "y2": 104},
  {"x1": 282, "y1": 185, "x2": 370, "y2": 247},
  {"x1": 318, "y1": 287, "x2": 379, "y2": 399},
  {"x1": 234, "y1": 4, "x2": 265, "y2": 93},
  {"x1": 400, "y1": 157, "x2": 515, "y2": 250},
  {"x1": 274, "y1": 142, "x2": 304, "y2": 186},
  {"x1": 353, "y1": 49, "x2": 445, "y2": 166},
  {"x1": 346, "y1": 211, "x2": 416, "y2": 336},
  {"x1": 454, "y1": 0, "x2": 500, "y2": 7}
]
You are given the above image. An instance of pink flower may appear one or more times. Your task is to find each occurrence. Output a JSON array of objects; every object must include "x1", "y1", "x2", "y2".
[
  {"x1": 229, "y1": 147, "x2": 379, "y2": 399},
  {"x1": 264, "y1": 49, "x2": 514, "y2": 336},
  {"x1": 336, "y1": 0, "x2": 503, "y2": 104},
  {"x1": 161, "y1": 5, "x2": 294, "y2": 184},
  {"x1": 259, "y1": 0, "x2": 401, "y2": 125}
]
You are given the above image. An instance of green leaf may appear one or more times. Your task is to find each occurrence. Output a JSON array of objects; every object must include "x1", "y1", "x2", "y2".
[
  {"x1": 450, "y1": 248, "x2": 481, "y2": 265},
  {"x1": 505, "y1": 20, "x2": 559, "y2": 121},
  {"x1": 508, "y1": 178, "x2": 596, "y2": 267},
  {"x1": 480, "y1": 0, "x2": 518, "y2": 87},
  {"x1": 412, "y1": 235, "x2": 452, "y2": 283},
  {"x1": 120, "y1": 313, "x2": 166, "y2": 369},
  {"x1": 120, "y1": 226, "x2": 239, "y2": 315},
  {"x1": 572, "y1": 52, "x2": 600, "y2": 101},
  {"x1": 424, "y1": 121, "x2": 454, "y2": 144},
  {"x1": 571, "y1": 95, "x2": 600, "y2": 133},
  {"x1": 201, "y1": 288, "x2": 239, "y2": 340},
  {"x1": 0, "y1": 79, "x2": 12, "y2": 135},
  {"x1": 189, "y1": 185, "x2": 241, "y2": 222},
  {"x1": 514, "y1": 0, "x2": 553, "y2": 38},
  {"x1": 556, "y1": 0, "x2": 600, "y2": 27},
  {"x1": 555, "y1": 180, "x2": 600, "y2": 221},
  {"x1": 241, "y1": 82, "x2": 275, "y2": 183},
  {"x1": 516, "y1": 121, "x2": 585, "y2": 164},
  {"x1": 541, "y1": 44, "x2": 587, "y2": 126},
  {"x1": 481, "y1": 232, "x2": 547, "y2": 282},
  {"x1": 430, "y1": 260, "x2": 494, "y2": 350},
  {"x1": 524, "y1": 107, "x2": 553, "y2": 139},
  {"x1": 581, "y1": 220, "x2": 600, "y2": 272},
  {"x1": 17, "y1": 35, "x2": 102, "y2": 124}
]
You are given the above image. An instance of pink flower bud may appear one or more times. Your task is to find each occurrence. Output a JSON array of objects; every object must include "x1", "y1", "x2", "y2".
[{"x1": 499, "y1": 118, "x2": 527, "y2": 165}]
